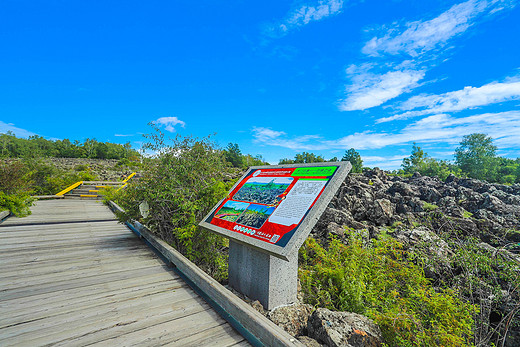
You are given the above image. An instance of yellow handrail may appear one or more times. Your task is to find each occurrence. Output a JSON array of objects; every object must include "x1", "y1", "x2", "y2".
[
  {"x1": 56, "y1": 181, "x2": 83, "y2": 196},
  {"x1": 122, "y1": 172, "x2": 136, "y2": 183},
  {"x1": 116, "y1": 182, "x2": 128, "y2": 192}
]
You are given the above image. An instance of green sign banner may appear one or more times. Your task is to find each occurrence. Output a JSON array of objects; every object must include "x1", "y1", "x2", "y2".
[{"x1": 291, "y1": 166, "x2": 337, "y2": 177}]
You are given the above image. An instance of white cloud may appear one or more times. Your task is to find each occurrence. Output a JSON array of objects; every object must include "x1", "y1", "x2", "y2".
[
  {"x1": 362, "y1": 0, "x2": 485, "y2": 57},
  {"x1": 0, "y1": 121, "x2": 38, "y2": 138},
  {"x1": 267, "y1": 0, "x2": 344, "y2": 37},
  {"x1": 401, "y1": 79, "x2": 520, "y2": 112},
  {"x1": 153, "y1": 116, "x2": 186, "y2": 133},
  {"x1": 114, "y1": 133, "x2": 134, "y2": 137},
  {"x1": 252, "y1": 127, "x2": 327, "y2": 150},
  {"x1": 362, "y1": 0, "x2": 515, "y2": 57},
  {"x1": 339, "y1": 67, "x2": 425, "y2": 111},
  {"x1": 340, "y1": 0, "x2": 517, "y2": 112},
  {"x1": 377, "y1": 78, "x2": 520, "y2": 122},
  {"x1": 362, "y1": 155, "x2": 407, "y2": 170},
  {"x1": 253, "y1": 111, "x2": 520, "y2": 152}
]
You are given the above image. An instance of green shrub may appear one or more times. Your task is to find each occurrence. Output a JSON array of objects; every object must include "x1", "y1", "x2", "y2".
[
  {"x1": 422, "y1": 202, "x2": 439, "y2": 211},
  {"x1": 0, "y1": 160, "x2": 31, "y2": 195},
  {"x1": 115, "y1": 128, "x2": 235, "y2": 282},
  {"x1": 299, "y1": 233, "x2": 476, "y2": 347},
  {"x1": 0, "y1": 191, "x2": 33, "y2": 217},
  {"x1": 74, "y1": 164, "x2": 88, "y2": 171}
]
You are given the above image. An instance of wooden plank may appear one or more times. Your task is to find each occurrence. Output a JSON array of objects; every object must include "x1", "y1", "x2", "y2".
[
  {"x1": 86, "y1": 308, "x2": 227, "y2": 347},
  {"x1": 0, "y1": 271, "x2": 179, "y2": 314},
  {"x1": 0, "y1": 229, "x2": 132, "y2": 245},
  {"x1": 0, "y1": 236, "x2": 131, "y2": 250},
  {"x1": 168, "y1": 322, "x2": 247, "y2": 346},
  {"x1": 1, "y1": 289, "x2": 204, "y2": 345},
  {"x1": 0, "y1": 249, "x2": 156, "y2": 277},
  {"x1": 0, "y1": 232, "x2": 138, "y2": 251},
  {"x1": 0, "y1": 242, "x2": 146, "y2": 266},
  {"x1": 0, "y1": 221, "x2": 127, "y2": 237},
  {"x1": 0, "y1": 263, "x2": 170, "y2": 301},
  {"x1": 231, "y1": 340, "x2": 256, "y2": 346},
  {"x1": 0, "y1": 278, "x2": 184, "y2": 329},
  {"x1": 49, "y1": 298, "x2": 213, "y2": 347},
  {"x1": 0, "y1": 258, "x2": 166, "y2": 290}
]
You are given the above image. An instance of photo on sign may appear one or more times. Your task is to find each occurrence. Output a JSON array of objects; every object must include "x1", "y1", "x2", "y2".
[
  {"x1": 236, "y1": 204, "x2": 276, "y2": 229},
  {"x1": 232, "y1": 177, "x2": 293, "y2": 205},
  {"x1": 214, "y1": 200, "x2": 249, "y2": 222}
]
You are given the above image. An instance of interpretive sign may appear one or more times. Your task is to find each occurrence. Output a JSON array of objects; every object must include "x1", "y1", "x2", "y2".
[{"x1": 200, "y1": 162, "x2": 351, "y2": 259}]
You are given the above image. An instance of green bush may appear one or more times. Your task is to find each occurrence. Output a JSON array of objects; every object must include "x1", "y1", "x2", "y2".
[
  {"x1": 115, "y1": 128, "x2": 235, "y2": 282},
  {"x1": 422, "y1": 202, "x2": 439, "y2": 211},
  {"x1": 299, "y1": 233, "x2": 476, "y2": 347},
  {"x1": 0, "y1": 191, "x2": 33, "y2": 217},
  {"x1": 0, "y1": 160, "x2": 31, "y2": 195}
]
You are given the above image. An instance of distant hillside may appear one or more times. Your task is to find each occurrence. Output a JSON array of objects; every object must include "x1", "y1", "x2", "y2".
[{"x1": 37, "y1": 157, "x2": 139, "y2": 182}]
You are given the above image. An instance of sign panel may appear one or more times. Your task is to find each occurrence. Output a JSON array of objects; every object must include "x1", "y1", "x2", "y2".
[{"x1": 199, "y1": 162, "x2": 351, "y2": 259}]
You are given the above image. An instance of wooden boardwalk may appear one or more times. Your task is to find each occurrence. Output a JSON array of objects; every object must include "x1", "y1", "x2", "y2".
[{"x1": 0, "y1": 200, "x2": 250, "y2": 346}]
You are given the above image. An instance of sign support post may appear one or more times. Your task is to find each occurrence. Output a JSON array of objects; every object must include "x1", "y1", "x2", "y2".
[
  {"x1": 200, "y1": 162, "x2": 351, "y2": 310},
  {"x1": 228, "y1": 240, "x2": 298, "y2": 309}
]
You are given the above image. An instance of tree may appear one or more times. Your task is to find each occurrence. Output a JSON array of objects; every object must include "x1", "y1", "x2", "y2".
[
  {"x1": 293, "y1": 152, "x2": 325, "y2": 163},
  {"x1": 83, "y1": 138, "x2": 97, "y2": 158},
  {"x1": 455, "y1": 134, "x2": 497, "y2": 181},
  {"x1": 402, "y1": 143, "x2": 427, "y2": 174},
  {"x1": 341, "y1": 148, "x2": 363, "y2": 173},
  {"x1": 496, "y1": 157, "x2": 518, "y2": 184},
  {"x1": 224, "y1": 143, "x2": 244, "y2": 168},
  {"x1": 243, "y1": 154, "x2": 268, "y2": 167},
  {"x1": 278, "y1": 158, "x2": 295, "y2": 165}
]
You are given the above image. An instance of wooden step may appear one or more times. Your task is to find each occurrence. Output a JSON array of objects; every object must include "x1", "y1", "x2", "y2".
[
  {"x1": 83, "y1": 181, "x2": 124, "y2": 185},
  {"x1": 64, "y1": 194, "x2": 102, "y2": 200}
]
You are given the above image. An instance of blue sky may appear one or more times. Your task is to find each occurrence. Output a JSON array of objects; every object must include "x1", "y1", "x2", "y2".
[{"x1": 1, "y1": 0, "x2": 519, "y2": 169}]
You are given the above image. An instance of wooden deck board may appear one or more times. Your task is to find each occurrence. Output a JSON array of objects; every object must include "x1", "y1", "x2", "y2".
[{"x1": 0, "y1": 200, "x2": 249, "y2": 346}]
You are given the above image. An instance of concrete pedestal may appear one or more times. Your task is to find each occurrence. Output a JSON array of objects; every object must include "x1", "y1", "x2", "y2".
[{"x1": 228, "y1": 240, "x2": 298, "y2": 310}]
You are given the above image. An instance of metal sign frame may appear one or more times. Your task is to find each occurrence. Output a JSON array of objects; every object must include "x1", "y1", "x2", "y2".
[{"x1": 199, "y1": 162, "x2": 351, "y2": 260}]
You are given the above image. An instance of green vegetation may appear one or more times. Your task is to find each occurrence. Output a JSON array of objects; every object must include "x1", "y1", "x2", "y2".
[
  {"x1": 400, "y1": 142, "x2": 462, "y2": 180},
  {"x1": 279, "y1": 152, "x2": 327, "y2": 164},
  {"x1": 341, "y1": 148, "x2": 363, "y2": 173},
  {"x1": 397, "y1": 134, "x2": 520, "y2": 184},
  {"x1": 422, "y1": 202, "x2": 439, "y2": 211},
  {"x1": 0, "y1": 132, "x2": 139, "y2": 159},
  {"x1": 463, "y1": 210, "x2": 473, "y2": 219},
  {"x1": 455, "y1": 133, "x2": 497, "y2": 181},
  {"x1": 0, "y1": 160, "x2": 33, "y2": 216},
  {"x1": 223, "y1": 142, "x2": 268, "y2": 168},
  {"x1": 111, "y1": 127, "x2": 234, "y2": 281},
  {"x1": 0, "y1": 159, "x2": 102, "y2": 214},
  {"x1": 299, "y1": 233, "x2": 476, "y2": 347}
]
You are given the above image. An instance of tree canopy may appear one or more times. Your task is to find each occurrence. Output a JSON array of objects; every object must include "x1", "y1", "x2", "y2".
[
  {"x1": 342, "y1": 148, "x2": 363, "y2": 173},
  {"x1": 455, "y1": 133, "x2": 497, "y2": 181}
]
